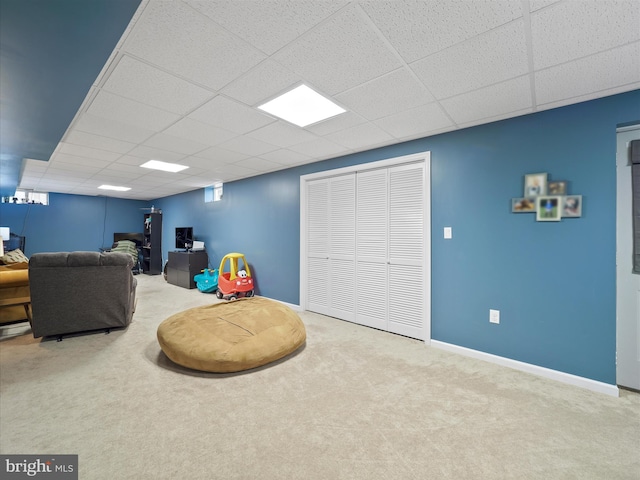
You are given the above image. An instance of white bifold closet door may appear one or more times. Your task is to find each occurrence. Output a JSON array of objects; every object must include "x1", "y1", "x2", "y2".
[
  {"x1": 306, "y1": 161, "x2": 426, "y2": 340},
  {"x1": 306, "y1": 174, "x2": 356, "y2": 321}
]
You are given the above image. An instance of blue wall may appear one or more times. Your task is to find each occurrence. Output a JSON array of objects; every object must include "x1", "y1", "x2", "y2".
[
  {"x1": 155, "y1": 90, "x2": 639, "y2": 384},
  {"x1": 2, "y1": 91, "x2": 638, "y2": 384},
  {"x1": 0, "y1": 193, "x2": 148, "y2": 255}
]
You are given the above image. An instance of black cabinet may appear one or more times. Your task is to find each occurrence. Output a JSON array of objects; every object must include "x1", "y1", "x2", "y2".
[
  {"x1": 142, "y1": 212, "x2": 162, "y2": 275},
  {"x1": 167, "y1": 250, "x2": 208, "y2": 289}
]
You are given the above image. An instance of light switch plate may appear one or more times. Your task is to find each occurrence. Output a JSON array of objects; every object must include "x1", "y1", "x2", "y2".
[{"x1": 444, "y1": 227, "x2": 452, "y2": 239}]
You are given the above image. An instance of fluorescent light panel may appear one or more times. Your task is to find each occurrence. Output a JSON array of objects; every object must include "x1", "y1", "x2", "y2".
[
  {"x1": 99, "y1": 185, "x2": 131, "y2": 192},
  {"x1": 140, "y1": 160, "x2": 189, "y2": 173},
  {"x1": 258, "y1": 84, "x2": 345, "y2": 127}
]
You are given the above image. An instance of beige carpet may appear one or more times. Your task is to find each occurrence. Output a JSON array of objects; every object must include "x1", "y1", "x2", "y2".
[{"x1": 1, "y1": 274, "x2": 639, "y2": 480}]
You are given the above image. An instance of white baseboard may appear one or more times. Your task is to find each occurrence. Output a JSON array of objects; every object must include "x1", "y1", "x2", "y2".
[
  {"x1": 258, "y1": 296, "x2": 302, "y2": 312},
  {"x1": 430, "y1": 340, "x2": 619, "y2": 397}
]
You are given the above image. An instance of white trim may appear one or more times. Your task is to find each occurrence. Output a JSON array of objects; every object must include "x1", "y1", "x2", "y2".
[
  {"x1": 300, "y1": 150, "x2": 431, "y2": 341},
  {"x1": 431, "y1": 340, "x2": 620, "y2": 397},
  {"x1": 257, "y1": 295, "x2": 302, "y2": 312}
]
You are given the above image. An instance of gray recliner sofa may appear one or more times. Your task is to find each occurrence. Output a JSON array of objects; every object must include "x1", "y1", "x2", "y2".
[{"x1": 29, "y1": 251, "x2": 137, "y2": 339}]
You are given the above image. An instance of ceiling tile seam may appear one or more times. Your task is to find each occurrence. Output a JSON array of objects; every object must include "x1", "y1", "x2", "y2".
[
  {"x1": 353, "y1": 4, "x2": 457, "y2": 130},
  {"x1": 521, "y1": 0, "x2": 538, "y2": 111},
  {"x1": 530, "y1": 39, "x2": 640, "y2": 75},
  {"x1": 534, "y1": 82, "x2": 640, "y2": 110}
]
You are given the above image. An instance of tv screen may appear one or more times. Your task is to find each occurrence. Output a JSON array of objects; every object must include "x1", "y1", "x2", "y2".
[{"x1": 175, "y1": 227, "x2": 193, "y2": 250}]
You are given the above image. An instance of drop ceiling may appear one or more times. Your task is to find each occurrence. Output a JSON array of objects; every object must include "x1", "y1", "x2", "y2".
[{"x1": 11, "y1": 0, "x2": 640, "y2": 200}]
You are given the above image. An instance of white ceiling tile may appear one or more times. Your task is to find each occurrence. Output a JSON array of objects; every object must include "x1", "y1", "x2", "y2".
[
  {"x1": 272, "y1": 4, "x2": 402, "y2": 95},
  {"x1": 529, "y1": 0, "x2": 560, "y2": 12},
  {"x1": 63, "y1": 130, "x2": 136, "y2": 154},
  {"x1": 127, "y1": 145, "x2": 186, "y2": 163},
  {"x1": 189, "y1": 96, "x2": 276, "y2": 134},
  {"x1": 186, "y1": 0, "x2": 346, "y2": 55},
  {"x1": 47, "y1": 161, "x2": 103, "y2": 174},
  {"x1": 217, "y1": 136, "x2": 279, "y2": 157},
  {"x1": 288, "y1": 137, "x2": 351, "y2": 158},
  {"x1": 304, "y1": 111, "x2": 367, "y2": 136},
  {"x1": 57, "y1": 143, "x2": 121, "y2": 162},
  {"x1": 49, "y1": 153, "x2": 112, "y2": 168},
  {"x1": 123, "y1": 0, "x2": 266, "y2": 90},
  {"x1": 235, "y1": 157, "x2": 284, "y2": 172},
  {"x1": 535, "y1": 43, "x2": 640, "y2": 106},
  {"x1": 360, "y1": 0, "x2": 522, "y2": 63},
  {"x1": 181, "y1": 156, "x2": 226, "y2": 170},
  {"x1": 247, "y1": 121, "x2": 317, "y2": 148},
  {"x1": 194, "y1": 146, "x2": 249, "y2": 163},
  {"x1": 412, "y1": 20, "x2": 528, "y2": 100},
  {"x1": 374, "y1": 102, "x2": 454, "y2": 139},
  {"x1": 531, "y1": 0, "x2": 640, "y2": 69},
  {"x1": 142, "y1": 133, "x2": 209, "y2": 156},
  {"x1": 440, "y1": 76, "x2": 533, "y2": 124},
  {"x1": 87, "y1": 91, "x2": 181, "y2": 131},
  {"x1": 212, "y1": 163, "x2": 259, "y2": 179},
  {"x1": 259, "y1": 148, "x2": 311, "y2": 166},
  {"x1": 221, "y1": 60, "x2": 301, "y2": 106},
  {"x1": 72, "y1": 113, "x2": 155, "y2": 144},
  {"x1": 115, "y1": 154, "x2": 148, "y2": 166},
  {"x1": 325, "y1": 122, "x2": 394, "y2": 151},
  {"x1": 163, "y1": 118, "x2": 238, "y2": 147},
  {"x1": 336, "y1": 68, "x2": 434, "y2": 120},
  {"x1": 102, "y1": 55, "x2": 215, "y2": 115}
]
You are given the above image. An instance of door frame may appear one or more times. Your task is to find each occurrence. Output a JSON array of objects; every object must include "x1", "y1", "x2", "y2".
[
  {"x1": 300, "y1": 150, "x2": 431, "y2": 342},
  {"x1": 616, "y1": 125, "x2": 640, "y2": 389}
]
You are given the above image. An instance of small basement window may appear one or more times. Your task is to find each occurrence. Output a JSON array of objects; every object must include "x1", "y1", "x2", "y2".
[
  {"x1": 204, "y1": 183, "x2": 223, "y2": 203},
  {"x1": 1, "y1": 189, "x2": 49, "y2": 205}
]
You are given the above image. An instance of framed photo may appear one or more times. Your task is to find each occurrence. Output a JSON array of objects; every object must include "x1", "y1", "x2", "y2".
[
  {"x1": 548, "y1": 181, "x2": 567, "y2": 195},
  {"x1": 511, "y1": 197, "x2": 536, "y2": 213},
  {"x1": 524, "y1": 173, "x2": 547, "y2": 197},
  {"x1": 562, "y1": 195, "x2": 582, "y2": 217},
  {"x1": 536, "y1": 196, "x2": 562, "y2": 221}
]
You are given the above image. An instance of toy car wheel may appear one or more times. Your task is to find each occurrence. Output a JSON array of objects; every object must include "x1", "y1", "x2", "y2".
[
  {"x1": 228, "y1": 294, "x2": 237, "y2": 301},
  {"x1": 245, "y1": 290, "x2": 254, "y2": 297},
  {"x1": 215, "y1": 290, "x2": 223, "y2": 299}
]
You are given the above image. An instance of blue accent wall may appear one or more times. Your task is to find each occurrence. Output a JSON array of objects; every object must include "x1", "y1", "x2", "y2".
[
  {"x1": 154, "y1": 90, "x2": 639, "y2": 384},
  {"x1": 0, "y1": 194, "x2": 148, "y2": 255}
]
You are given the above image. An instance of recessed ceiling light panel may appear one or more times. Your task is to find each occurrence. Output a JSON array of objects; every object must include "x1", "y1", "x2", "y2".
[
  {"x1": 98, "y1": 185, "x2": 131, "y2": 192},
  {"x1": 140, "y1": 160, "x2": 189, "y2": 173},
  {"x1": 258, "y1": 84, "x2": 346, "y2": 127}
]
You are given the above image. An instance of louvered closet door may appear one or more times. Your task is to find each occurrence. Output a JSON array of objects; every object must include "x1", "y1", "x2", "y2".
[
  {"x1": 387, "y1": 163, "x2": 426, "y2": 339},
  {"x1": 356, "y1": 169, "x2": 388, "y2": 330},
  {"x1": 306, "y1": 179, "x2": 330, "y2": 316},
  {"x1": 328, "y1": 174, "x2": 356, "y2": 321}
]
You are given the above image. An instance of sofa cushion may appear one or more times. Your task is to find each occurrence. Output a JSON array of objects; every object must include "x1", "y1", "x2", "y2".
[{"x1": 157, "y1": 297, "x2": 306, "y2": 373}]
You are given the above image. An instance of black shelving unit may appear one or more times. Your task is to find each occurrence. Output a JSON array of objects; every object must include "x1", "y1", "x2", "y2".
[{"x1": 142, "y1": 212, "x2": 162, "y2": 275}]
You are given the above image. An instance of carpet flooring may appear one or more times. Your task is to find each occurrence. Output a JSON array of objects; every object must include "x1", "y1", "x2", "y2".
[{"x1": 1, "y1": 274, "x2": 639, "y2": 479}]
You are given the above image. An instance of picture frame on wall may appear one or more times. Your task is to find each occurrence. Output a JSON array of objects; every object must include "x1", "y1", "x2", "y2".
[
  {"x1": 524, "y1": 173, "x2": 547, "y2": 197},
  {"x1": 548, "y1": 181, "x2": 567, "y2": 195},
  {"x1": 536, "y1": 196, "x2": 562, "y2": 221},
  {"x1": 562, "y1": 195, "x2": 582, "y2": 217},
  {"x1": 511, "y1": 197, "x2": 536, "y2": 213}
]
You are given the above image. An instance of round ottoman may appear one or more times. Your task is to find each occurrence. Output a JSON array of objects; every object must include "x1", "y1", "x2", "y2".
[{"x1": 157, "y1": 297, "x2": 306, "y2": 373}]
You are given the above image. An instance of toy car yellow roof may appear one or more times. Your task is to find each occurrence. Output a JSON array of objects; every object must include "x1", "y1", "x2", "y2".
[{"x1": 218, "y1": 252, "x2": 251, "y2": 281}]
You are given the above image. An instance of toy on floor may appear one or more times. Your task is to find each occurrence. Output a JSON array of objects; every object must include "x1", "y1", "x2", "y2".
[
  {"x1": 193, "y1": 268, "x2": 218, "y2": 293},
  {"x1": 216, "y1": 252, "x2": 254, "y2": 300}
]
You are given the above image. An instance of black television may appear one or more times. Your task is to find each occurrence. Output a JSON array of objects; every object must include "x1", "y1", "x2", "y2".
[{"x1": 175, "y1": 227, "x2": 193, "y2": 251}]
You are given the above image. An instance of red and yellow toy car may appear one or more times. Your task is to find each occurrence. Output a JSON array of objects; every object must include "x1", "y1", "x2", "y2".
[{"x1": 216, "y1": 252, "x2": 254, "y2": 300}]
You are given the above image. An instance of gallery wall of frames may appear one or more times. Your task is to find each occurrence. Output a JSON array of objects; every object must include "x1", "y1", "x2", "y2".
[{"x1": 511, "y1": 173, "x2": 582, "y2": 221}]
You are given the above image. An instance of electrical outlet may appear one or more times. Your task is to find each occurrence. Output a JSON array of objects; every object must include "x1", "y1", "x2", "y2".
[{"x1": 490, "y1": 309, "x2": 500, "y2": 324}]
